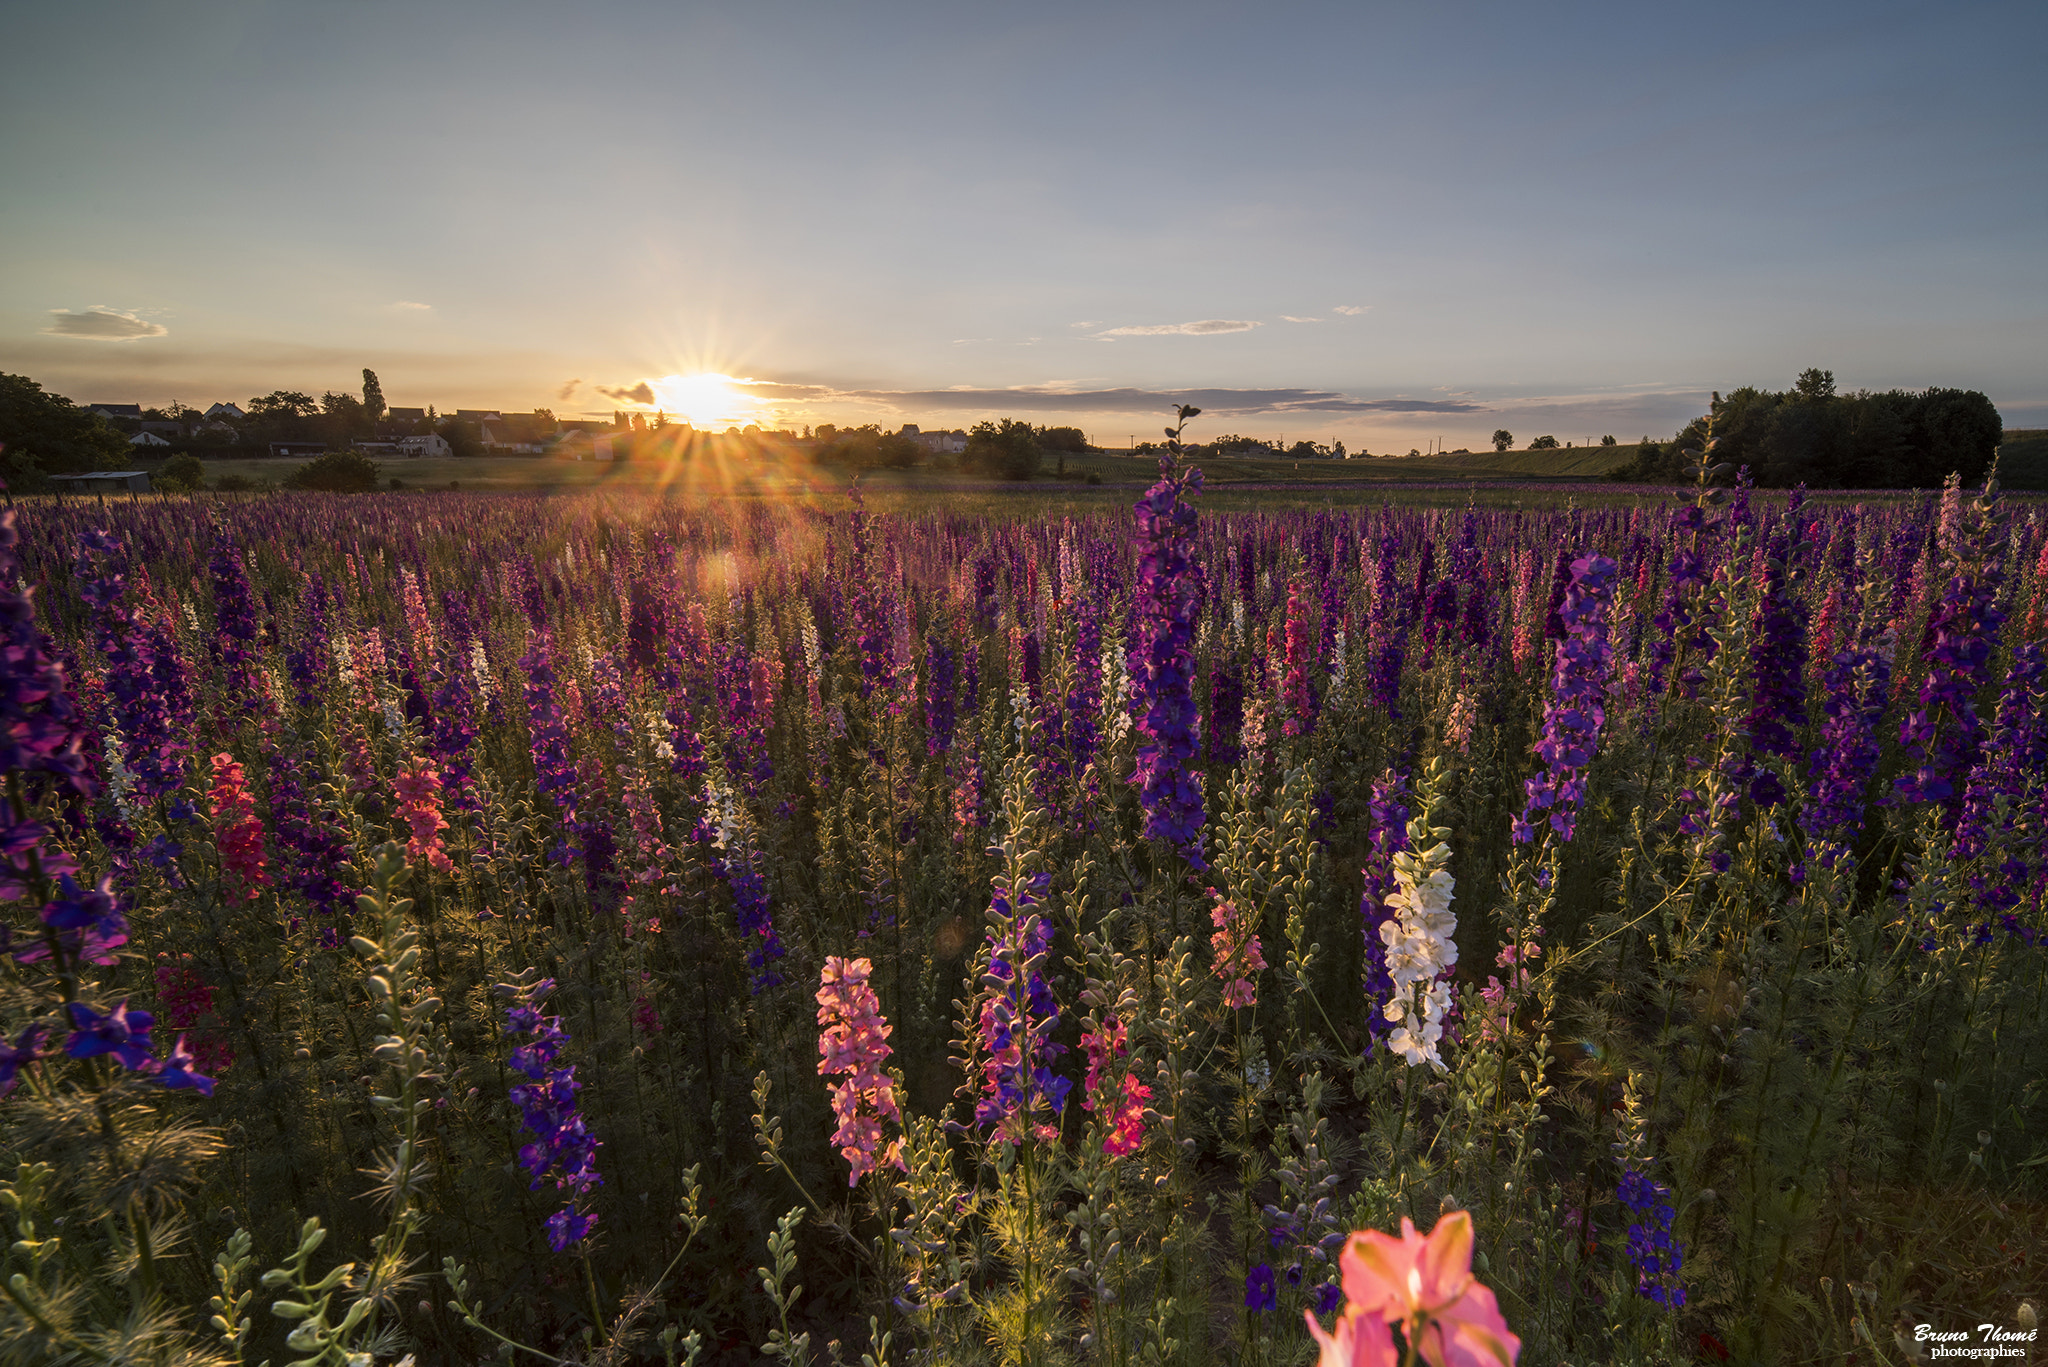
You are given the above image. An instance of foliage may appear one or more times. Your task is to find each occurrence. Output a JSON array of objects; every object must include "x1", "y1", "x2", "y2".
[
  {"x1": 157, "y1": 454, "x2": 207, "y2": 492},
  {"x1": 282, "y1": 450, "x2": 380, "y2": 492},
  {"x1": 1492, "y1": 431, "x2": 1513, "y2": 453},
  {"x1": 1528, "y1": 435, "x2": 1560, "y2": 451},
  {"x1": 0, "y1": 373, "x2": 128, "y2": 477},
  {"x1": 965, "y1": 419, "x2": 1044, "y2": 480}
]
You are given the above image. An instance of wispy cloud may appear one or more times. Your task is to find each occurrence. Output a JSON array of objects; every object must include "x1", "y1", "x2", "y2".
[
  {"x1": 44, "y1": 308, "x2": 167, "y2": 341},
  {"x1": 1331, "y1": 305, "x2": 1369, "y2": 316},
  {"x1": 597, "y1": 381, "x2": 655, "y2": 405},
  {"x1": 390, "y1": 300, "x2": 433, "y2": 312},
  {"x1": 1098, "y1": 319, "x2": 1261, "y2": 337},
  {"x1": 1069, "y1": 320, "x2": 1101, "y2": 329},
  {"x1": 557, "y1": 378, "x2": 583, "y2": 401},
  {"x1": 1280, "y1": 315, "x2": 1322, "y2": 323}
]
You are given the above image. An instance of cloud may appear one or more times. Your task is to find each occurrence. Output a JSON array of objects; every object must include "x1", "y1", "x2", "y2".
[
  {"x1": 1098, "y1": 319, "x2": 1262, "y2": 337},
  {"x1": 597, "y1": 382, "x2": 655, "y2": 405},
  {"x1": 1331, "y1": 305, "x2": 1369, "y2": 316},
  {"x1": 390, "y1": 300, "x2": 433, "y2": 312},
  {"x1": 1070, "y1": 320, "x2": 1101, "y2": 329},
  {"x1": 557, "y1": 378, "x2": 583, "y2": 401},
  {"x1": 44, "y1": 308, "x2": 167, "y2": 341},
  {"x1": 1280, "y1": 315, "x2": 1322, "y2": 323},
  {"x1": 848, "y1": 385, "x2": 1482, "y2": 415}
]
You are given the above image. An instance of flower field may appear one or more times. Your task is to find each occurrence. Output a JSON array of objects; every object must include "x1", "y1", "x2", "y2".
[{"x1": 3, "y1": 446, "x2": 2045, "y2": 1365}]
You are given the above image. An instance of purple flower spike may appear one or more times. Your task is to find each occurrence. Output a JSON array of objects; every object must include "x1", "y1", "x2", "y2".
[{"x1": 0, "y1": 1025, "x2": 45, "y2": 1096}]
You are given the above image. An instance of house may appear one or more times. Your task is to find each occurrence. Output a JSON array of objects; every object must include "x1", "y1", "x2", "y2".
[
  {"x1": 385, "y1": 407, "x2": 428, "y2": 425},
  {"x1": 398, "y1": 434, "x2": 452, "y2": 459},
  {"x1": 85, "y1": 403, "x2": 143, "y2": 421},
  {"x1": 203, "y1": 402, "x2": 246, "y2": 421},
  {"x1": 139, "y1": 421, "x2": 185, "y2": 439},
  {"x1": 454, "y1": 409, "x2": 502, "y2": 425},
  {"x1": 50, "y1": 471, "x2": 152, "y2": 493},
  {"x1": 902, "y1": 425, "x2": 967, "y2": 455},
  {"x1": 128, "y1": 431, "x2": 171, "y2": 447},
  {"x1": 481, "y1": 413, "x2": 556, "y2": 453},
  {"x1": 269, "y1": 441, "x2": 328, "y2": 458}
]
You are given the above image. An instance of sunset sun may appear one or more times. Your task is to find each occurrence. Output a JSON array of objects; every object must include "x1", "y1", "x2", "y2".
[{"x1": 648, "y1": 372, "x2": 758, "y2": 430}]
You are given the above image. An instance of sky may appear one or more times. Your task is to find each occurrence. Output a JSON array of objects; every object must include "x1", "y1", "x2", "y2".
[{"x1": 5, "y1": 0, "x2": 2045, "y2": 453}]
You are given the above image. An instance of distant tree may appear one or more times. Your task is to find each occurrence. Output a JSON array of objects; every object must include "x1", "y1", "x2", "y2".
[
  {"x1": 321, "y1": 392, "x2": 372, "y2": 445},
  {"x1": 1037, "y1": 426, "x2": 1094, "y2": 453},
  {"x1": 1331, "y1": 439, "x2": 1347, "y2": 459},
  {"x1": 1600, "y1": 434, "x2": 1617, "y2": 446},
  {"x1": 964, "y1": 419, "x2": 1043, "y2": 480},
  {"x1": 361, "y1": 369, "x2": 387, "y2": 423},
  {"x1": 1795, "y1": 368, "x2": 1836, "y2": 402},
  {"x1": 436, "y1": 416, "x2": 483, "y2": 459},
  {"x1": 249, "y1": 391, "x2": 319, "y2": 420},
  {"x1": 1209, "y1": 434, "x2": 1278, "y2": 456},
  {"x1": 283, "y1": 450, "x2": 380, "y2": 492},
  {"x1": 532, "y1": 408, "x2": 556, "y2": 427},
  {"x1": 1408, "y1": 448, "x2": 1421, "y2": 458},
  {"x1": 0, "y1": 373, "x2": 128, "y2": 479},
  {"x1": 156, "y1": 453, "x2": 206, "y2": 491},
  {"x1": 1286, "y1": 440, "x2": 1329, "y2": 460},
  {"x1": 1492, "y1": 429, "x2": 1513, "y2": 452},
  {"x1": 1529, "y1": 435, "x2": 1560, "y2": 450},
  {"x1": 874, "y1": 432, "x2": 919, "y2": 469}
]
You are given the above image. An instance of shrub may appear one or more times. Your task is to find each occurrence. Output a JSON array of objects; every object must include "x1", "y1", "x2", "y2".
[{"x1": 281, "y1": 450, "x2": 378, "y2": 492}]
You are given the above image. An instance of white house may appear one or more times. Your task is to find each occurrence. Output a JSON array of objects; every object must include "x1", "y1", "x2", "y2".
[
  {"x1": 203, "y1": 402, "x2": 246, "y2": 420},
  {"x1": 398, "y1": 434, "x2": 452, "y2": 459},
  {"x1": 128, "y1": 431, "x2": 171, "y2": 447}
]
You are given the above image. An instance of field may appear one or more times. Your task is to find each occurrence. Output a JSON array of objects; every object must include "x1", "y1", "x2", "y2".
[{"x1": 3, "y1": 461, "x2": 2045, "y2": 1366}]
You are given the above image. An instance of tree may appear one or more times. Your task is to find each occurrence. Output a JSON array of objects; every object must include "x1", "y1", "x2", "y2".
[
  {"x1": 361, "y1": 369, "x2": 387, "y2": 423},
  {"x1": 1491, "y1": 429, "x2": 1513, "y2": 452},
  {"x1": 0, "y1": 373, "x2": 128, "y2": 479},
  {"x1": 156, "y1": 453, "x2": 206, "y2": 492},
  {"x1": 1795, "y1": 368, "x2": 1836, "y2": 402},
  {"x1": 1600, "y1": 434, "x2": 1617, "y2": 446},
  {"x1": 249, "y1": 391, "x2": 319, "y2": 419},
  {"x1": 283, "y1": 450, "x2": 380, "y2": 492},
  {"x1": 1037, "y1": 426, "x2": 1094, "y2": 453},
  {"x1": 963, "y1": 419, "x2": 1042, "y2": 481},
  {"x1": 321, "y1": 392, "x2": 371, "y2": 445},
  {"x1": 1331, "y1": 439, "x2": 1347, "y2": 459},
  {"x1": 1529, "y1": 435, "x2": 1560, "y2": 450}
]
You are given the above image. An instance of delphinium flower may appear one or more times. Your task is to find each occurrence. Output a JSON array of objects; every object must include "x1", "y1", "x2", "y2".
[
  {"x1": 847, "y1": 488, "x2": 895, "y2": 698},
  {"x1": 1127, "y1": 408, "x2": 1209, "y2": 866},
  {"x1": 715, "y1": 631, "x2": 775, "y2": 795},
  {"x1": 1477, "y1": 933, "x2": 1541, "y2": 1045},
  {"x1": 1078, "y1": 1015, "x2": 1149, "y2": 1156},
  {"x1": 1618, "y1": 1165, "x2": 1687, "y2": 1308},
  {"x1": 924, "y1": 634, "x2": 957, "y2": 756},
  {"x1": 971, "y1": 868, "x2": 1069, "y2": 1142},
  {"x1": 266, "y1": 749, "x2": 357, "y2": 943},
  {"x1": 702, "y1": 777, "x2": 786, "y2": 991},
  {"x1": 520, "y1": 636, "x2": 582, "y2": 865},
  {"x1": 0, "y1": 1025, "x2": 46, "y2": 1096},
  {"x1": 1514, "y1": 554, "x2": 1619, "y2": 845},
  {"x1": 1740, "y1": 514, "x2": 1811, "y2": 806},
  {"x1": 503, "y1": 983, "x2": 604, "y2": 1251},
  {"x1": 75, "y1": 531, "x2": 187, "y2": 804},
  {"x1": 207, "y1": 530, "x2": 266, "y2": 718},
  {"x1": 208, "y1": 752, "x2": 271, "y2": 902},
  {"x1": 1208, "y1": 659, "x2": 1245, "y2": 768},
  {"x1": 1282, "y1": 579, "x2": 1319, "y2": 738},
  {"x1": 27, "y1": 873, "x2": 128, "y2": 967},
  {"x1": 1364, "y1": 530, "x2": 1404, "y2": 718},
  {"x1": 1896, "y1": 475, "x2": 2005, "y2": 813},
  {"x1": 156, "y1": 1033, "x2": 217, "y2": 1096},
  {"x1": 1804, "y1": 632, "x2": 1896, "y2": 865},
  {"x1": 64, "y1": 999, "x2": 156, "y2": 1071},
  {"x1": 0, "y1": 512, "x2": 94, "y2": 902},
  {"x1": 1952, "y1": 642, "x2": 2046, "y2": 918},
  {"x1": 1380, "y1": 832, "x2": 1458, "y2": 1073},
  {"x1": 1062, "y1": 589, "x2": 1104, "y2": 775},
  {"x1": 155, "y1": 952, "x2": 234, "y2": 1078},
  {"x1": 814, "y1": 956, "x2": 907, "y2": 1185},
  {"x1": 1209, "y1": 889, "x2": 1267, "y2": 1009},
  {"x1": 1303, "y1": 1210, "x2": 1520, "y2": 1366},
  {"x1": 393, "y1": 757, "x2": 453, "y2": 875},
  {"x1": 426, "y1": 656, "x2": 480, "y2": 810},
  {"x1": 1246, "y1": 1263, "x2": 1278, "y2": 1313},
  {"x1": 1359, "y1": 771, "x2": 1410, "y2": 1058}
]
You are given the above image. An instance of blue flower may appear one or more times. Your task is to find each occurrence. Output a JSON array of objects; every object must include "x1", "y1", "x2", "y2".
[
  {"x1": 1244, "y1": 1262, "x2": 1276, "y2": 1312},
  {"x1": 0, "y1": 1024, "x2": 45, "y2": 1095},
  {"x1": 156, "y1": 1034, "x2": 216, "y2": 1097},
  {"x1": 65, "y1": 1001, "x2": 155, "y2": 1071}
]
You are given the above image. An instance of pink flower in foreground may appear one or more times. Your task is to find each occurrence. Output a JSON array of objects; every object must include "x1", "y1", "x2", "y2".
[
  {"x1": 815, "y1": 956, "x2": 905, "y2": 1186},
  {"x1": 1080, "y1": 1017, "x2": 1151, "y2": 1156},
  {"x1": 1305, "y1": 1211, "x2": 1520, "y2": 1367}
]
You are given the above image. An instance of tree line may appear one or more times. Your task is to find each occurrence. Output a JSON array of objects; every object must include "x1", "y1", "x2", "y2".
[{"x1": 1609, "y1": 370, "x2": 2004, "y2": 488}]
